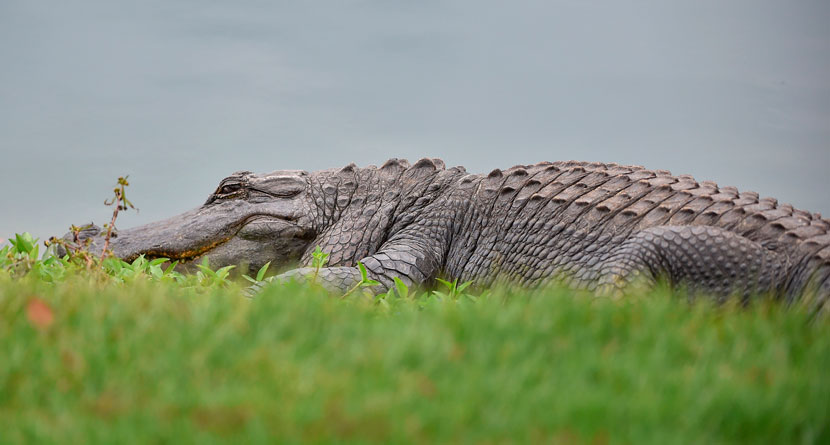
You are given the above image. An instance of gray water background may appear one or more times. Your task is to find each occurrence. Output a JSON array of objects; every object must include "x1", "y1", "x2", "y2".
[{"x1": 1, "y1": 1, "x2": 829, "y2": 244}]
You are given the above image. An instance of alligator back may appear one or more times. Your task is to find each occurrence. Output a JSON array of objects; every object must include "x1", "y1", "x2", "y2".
[{"x1": 444, "y1": 161, "x2": 829, "y2": 304}]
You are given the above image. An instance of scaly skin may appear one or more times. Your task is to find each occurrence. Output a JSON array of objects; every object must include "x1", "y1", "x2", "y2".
[{"x1": 61, "y1": 158, "x2": 830, "y2": 309}]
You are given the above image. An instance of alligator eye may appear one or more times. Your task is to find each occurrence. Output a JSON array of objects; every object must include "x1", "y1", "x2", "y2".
[{"x1": 218, "y1": 183, "x2": 242, "y2": 195}]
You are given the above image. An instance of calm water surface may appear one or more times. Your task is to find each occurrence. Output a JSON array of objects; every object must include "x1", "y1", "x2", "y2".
[{"x1": 1, "y1": 1, "x2": 828, "y2": 242}]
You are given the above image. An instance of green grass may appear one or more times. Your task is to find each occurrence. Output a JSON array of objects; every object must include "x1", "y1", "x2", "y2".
[{"x1": 1, "y1": 275, "x2": 828, "y2": 444}]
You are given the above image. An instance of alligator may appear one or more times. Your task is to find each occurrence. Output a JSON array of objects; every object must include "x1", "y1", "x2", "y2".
[{"x1": 59, "y1": 158, "x2": 830, "y2": 309}]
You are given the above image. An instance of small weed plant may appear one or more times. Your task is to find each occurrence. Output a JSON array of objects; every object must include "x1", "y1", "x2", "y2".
[{"x1": 1, "y1": 177, "x2": 241, "y2": 292}]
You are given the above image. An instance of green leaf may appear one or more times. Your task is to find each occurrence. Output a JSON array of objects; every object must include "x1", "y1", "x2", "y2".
[
  {"x1": 164, "y1": 261, "x2": 179, "y2": 276},
  {"x1": 197, "y1": 257, "x2": 216, "y2": 278},
  {"x1": 256, "y1": 261, "x2": 271, "y2": 281},
  {"x1": 149, "y1": 265, "x2": 163, "y2": 279},
  {"x1": 358, "y1": 262, "x2": 369, "y2": 281},
  {"x1": 149, "y1": 258, "x2": 170, "y2": 267},
  {"x1": 457, "y1": 281, "x2": 473, "y2": 294},
  {"x1": 393, "y1": 277, "x2": 409, "y2": 299},
  {"x1": 215, "y1": 265, "x2": 236, "y2": 280},
  {"x1": 311, "y1": 246, "x2": 329, "y2": 269},
  {"x1": 435, "y1": 278, "x2": 453, "y2": 290},
  {"x1": 131, "y1": 254, "x2": 148, "y2": 271},
  {"x1": 103, "y1": 258, "x2": 123, "y2": 274},
  {"x1": 13, "y1": 233, "x2": 34, "y2": 255}
]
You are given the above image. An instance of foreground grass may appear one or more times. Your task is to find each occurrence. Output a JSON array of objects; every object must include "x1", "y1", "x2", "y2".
[{"x1": 0, "y1": 277, "x2": 828, "y2": 444}]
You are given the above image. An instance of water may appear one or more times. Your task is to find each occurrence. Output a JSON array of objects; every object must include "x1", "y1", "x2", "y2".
[{"x1": 1, "y1": 0, "x2": 828, "y2": 243}]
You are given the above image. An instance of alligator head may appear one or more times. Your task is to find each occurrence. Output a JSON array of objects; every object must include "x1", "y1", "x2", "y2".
[{"x1": 57, "y1": 170, "x2": 318, "y2": 274}]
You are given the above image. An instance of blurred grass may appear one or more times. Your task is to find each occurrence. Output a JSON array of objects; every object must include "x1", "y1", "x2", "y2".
[{"x1": 0, "y1": 276, "x2": 828, "y2": 444}]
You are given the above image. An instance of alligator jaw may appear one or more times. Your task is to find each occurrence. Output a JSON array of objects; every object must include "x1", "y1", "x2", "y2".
[
  {"x1": 124, "y1": 237, "x2": 233, "y2": 264},
  {"x1": 118, "y1": 214, "x2": 302, "y2": 265}
]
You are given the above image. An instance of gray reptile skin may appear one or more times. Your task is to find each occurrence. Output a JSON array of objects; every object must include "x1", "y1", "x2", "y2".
[{"x1": 60, "y1": 158, "x2": 830, "y2": 309}]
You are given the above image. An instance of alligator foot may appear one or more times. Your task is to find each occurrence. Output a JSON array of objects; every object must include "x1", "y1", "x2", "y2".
[{"x1": 245, "y1": 266, "x2": 369, "y2": 297}]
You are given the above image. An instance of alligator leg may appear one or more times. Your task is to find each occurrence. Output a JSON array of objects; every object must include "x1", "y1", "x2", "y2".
[
  {"x1": 248, "y1": 242, "x2": 441, "y2": 296},
  {"x1": 595, "y1": 225, "x2": 791, "y2": 302}
]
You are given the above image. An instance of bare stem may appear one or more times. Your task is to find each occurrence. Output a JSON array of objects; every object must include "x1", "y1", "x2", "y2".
[
  {"x1": 100, "y1": 188, "x2": 121, "y2": 263},
  {"x1": 99, "y1": 177, "x2": 135, "y2": 264}
]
